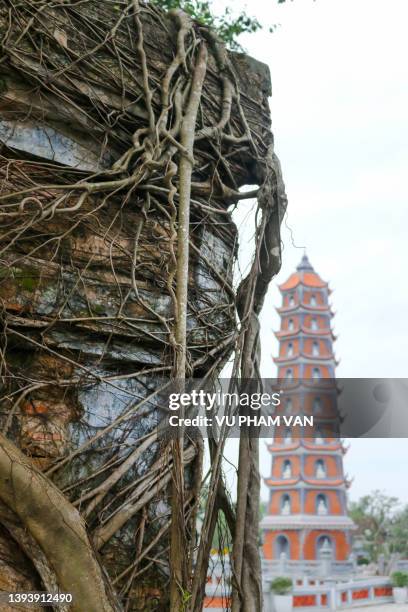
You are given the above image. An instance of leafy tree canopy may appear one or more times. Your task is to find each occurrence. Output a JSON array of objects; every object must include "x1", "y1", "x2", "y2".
[
  {"x1": 154, "y1": 0, "x2": 297, "y2": 50},
  {"x1": 349, "y1": 490, "x2": 408, "y2": 561}
]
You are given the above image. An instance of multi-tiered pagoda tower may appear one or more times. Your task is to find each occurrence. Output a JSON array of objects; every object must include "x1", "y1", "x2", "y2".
[{"x1": 261, "y1": 254, "x2": 354, "y2": 564}]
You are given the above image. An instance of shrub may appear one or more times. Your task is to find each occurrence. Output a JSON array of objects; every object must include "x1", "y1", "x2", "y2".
[
  {"x1": 270, "y1": 577, "x2": 293, "y2": 595},
  {"x1": 357, "y1": 557, "x2": 370, "y2": 566},
  {"x1": 391, "y1": 571, "x2": 408, "y2": 588}
]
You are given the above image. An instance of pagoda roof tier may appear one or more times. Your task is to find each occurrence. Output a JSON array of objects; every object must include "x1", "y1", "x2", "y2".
[
  {"x1": 267, "y1": 441, "x2": 300, "y2": 452},
  {"x1": 267, "y1": 440, "x2": 343, "y2": 453},
  {"x1": 278, "y1": 254, "x2": 332, "y2": 293},
  {"x1": 303, "y1": 477, "x2": 346, "y2": 487},
  {"x1": 275, "y1": 327, "x2": 336, "y2": 340},
  {"x1": 264, "y1": 477, "x2": 300, "y2": 486},
  {"x1": 273, "y1": 354, "x2": 337, "y2": 364},
  {"x1": 272, "y1": 380, "x2": 340, "y2": 392},
  {"x1": 277, "y1": 304, "x2": 334, "y2": 315},
  {"x1": 302, "y1": 441, "x2": 343, "y2": 452},
  {"x1": 264, "y1": 476, "x2": 347, "y2": 487},
  {"x1": 260, "y1": 514, "x2": 356, "y2": 531},
  {"x1": 279, "y1": 273, "x2": 328, "y2": 291}
]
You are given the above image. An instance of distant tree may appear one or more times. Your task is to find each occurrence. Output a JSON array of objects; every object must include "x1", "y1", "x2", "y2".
[
  {"x1": 349, "y1": 490, "x2": 399, "y2": 561},
  {"x1": 389, "y1": 506, "x2": 408, "y2": 558}
]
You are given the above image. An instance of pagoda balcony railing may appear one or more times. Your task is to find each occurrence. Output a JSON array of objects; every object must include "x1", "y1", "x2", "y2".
[{"x1": 261, "y1": 557, "x2": 356, "y2": 580}]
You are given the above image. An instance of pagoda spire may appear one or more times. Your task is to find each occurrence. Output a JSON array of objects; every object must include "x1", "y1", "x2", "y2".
[{"x1": 296, "y1": 251, "x2": 314, "y2": 272}]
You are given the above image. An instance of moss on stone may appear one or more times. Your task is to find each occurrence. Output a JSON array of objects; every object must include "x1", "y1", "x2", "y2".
[
  {"x1": 19, "y1": 275, "x2": 38, "y2": 292},
  {"x1": 91, "y1": 303, "x2": 106, "y2": 315}
]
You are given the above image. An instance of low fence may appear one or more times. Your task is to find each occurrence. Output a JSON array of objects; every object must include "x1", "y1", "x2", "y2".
[
  {"x1": 263, "y1": 577, "x2": 393, "y2": 611},
  {"x1": 204, "y1": 575, "x2": 393, "y2": 611},
  {"x1": 203, "y1": 553, "x2": 394, "y2": 610}
]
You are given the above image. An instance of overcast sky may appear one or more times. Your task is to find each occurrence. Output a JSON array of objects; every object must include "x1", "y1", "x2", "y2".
[{"x1": 221, "y1": 0, "x2": 408, "y2": 504}]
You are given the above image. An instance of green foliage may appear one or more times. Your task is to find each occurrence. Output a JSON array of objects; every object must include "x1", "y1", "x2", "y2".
[
  {"x1": 391, "y1": 571, "x2": 408, "y2": 588},
  {"x1": 19, "y1": 275, "x2": 38, "y2": 292},
  {"x1": 349, "y1": 490, "x2": 408, "y2": 561},
  {"x1": 180, "y1": 588, "x2": 192, "y2": 611},
  {"x1": 389, "y1": 505, "x2": 408, "y2": 557},
  {"x1": 356, "y1": 557, "x2": 370, "y2": 566},
  {"x1": 153, "y1": 0, "x2": 262, "y2": 50},
  {"x1": 349, "y1": 490, "x2": 398, "y2": 561},
  {"x1": 270, "y1": 577, "x2": 293, "y2": 595},
  {"x1": 154, "y1": 0, "x2": 315, "y2": 49}
]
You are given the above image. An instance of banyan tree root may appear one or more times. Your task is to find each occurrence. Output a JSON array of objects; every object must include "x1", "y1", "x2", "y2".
[
  {"x1": 0, "y1": 432, "x2": 119, "y2": 612},
  {"x1": 0, "y1": 1, "x2": 287, "y2": 610}
]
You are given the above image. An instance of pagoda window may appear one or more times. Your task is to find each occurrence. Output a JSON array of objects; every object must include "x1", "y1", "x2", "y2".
[
  {"x1": 315, "y1": 459, "x2": 326, "y2": 478},
  {"x1": 287, "y1": 342, "x2": 294, "y2": 357},
  {"x1": 312, "y1": 341, "x2": 319, "y2": 356},
  {"x1": 288, "y1": 318, "x2": 295, "y2": 331},
  {"x1": 275, "y1": 535, "x2": 290, "y2": 558},
  {"x1": 311, "y1": 317, "x2": 318, "y2": 330},
  {"x1": 316, "y1": 494, "x2": 329, "y2": 515},
  {"x1": 282, "y1": 460, "x2": 292, "y2": 479},
  {"x1": 312, "y1": 367, "x2": 320, "y2": 380},
  {"x1": 284, "y1": 427, "x2": 292, "y2": 444},
  {"x1": 310, "y1": 294, "x2": 317, "y2": 306},
  {"x1": 281, "y1": 494, "x2": 291, "y2": 515},
  {"x1": 315, "y1": 427, "x2": 325, "y2": 444},
  {"x1": 285, "y1": 368, "x2": 293, "y2": 381},
  {"x1": 289, "y1": 294, "x2": 295, "y2": 306},
  {"x1": 313, "y1": 397, "x2": 322, "y2": 414},
  {"x1": 317, "y1": 535, "x2": 333, "y2": 558}
]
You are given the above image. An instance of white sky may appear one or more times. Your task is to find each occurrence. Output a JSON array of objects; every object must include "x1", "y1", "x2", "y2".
[{"x1": 218, "y1": 0, "x2": 408, "y2": 504}]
